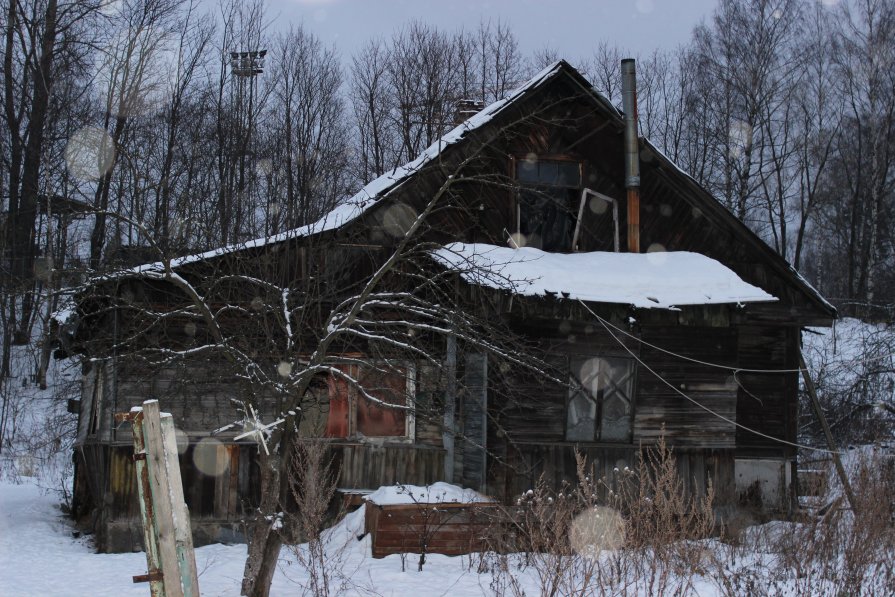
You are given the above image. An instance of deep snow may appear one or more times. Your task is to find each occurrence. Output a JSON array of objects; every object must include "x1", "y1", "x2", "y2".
[{"x1": 432, "y1": 243, "x2": 777, "y2": 309}]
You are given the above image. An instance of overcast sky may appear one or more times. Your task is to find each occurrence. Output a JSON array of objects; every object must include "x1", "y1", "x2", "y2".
[{"x1": 263, "y1": 0, "x2": 719, "y2": 64}]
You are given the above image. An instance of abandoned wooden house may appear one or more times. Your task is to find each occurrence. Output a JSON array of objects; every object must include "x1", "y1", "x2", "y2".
[{"x1": 58, "y1": 59, "x2": 836, "y2": 553}]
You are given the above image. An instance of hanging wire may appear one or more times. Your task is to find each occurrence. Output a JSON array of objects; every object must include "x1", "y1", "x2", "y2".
[
  {"x1": 594, "y1": 309, "x2": 895, "y2": 373},
  {"x1": 577, "y1": 300, "x2": 843, "y2": 456}
]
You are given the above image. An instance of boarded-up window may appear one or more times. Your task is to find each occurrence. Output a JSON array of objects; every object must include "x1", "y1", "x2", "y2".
[
  {"x1": 356, "y1": 366, "x2": 407, "y2": 437},
  {"x1": 325, "y1": 369, "x2": 351, "y2": 438},
  {"x1": 566, "y1": 357, "x2": 634, "y2": 443},
  {"x1": 324, "y1": 363, "x2": 410, "y2": 439}
]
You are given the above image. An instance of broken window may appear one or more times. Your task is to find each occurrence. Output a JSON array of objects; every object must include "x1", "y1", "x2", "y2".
[
  {"x1": 515, "y1": 157, "x2": 582, "y2": 252},
  {"x1": 565, "y1": 357, "x2": 634, "y2": 443},
  {"x1": 324, "y1": 362, "x2": 413, "y2": 439}
]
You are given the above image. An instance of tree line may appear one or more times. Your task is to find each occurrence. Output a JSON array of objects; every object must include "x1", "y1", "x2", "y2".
[{"x1": 1, "y1": 0, "x2": 894, "y2": 394}]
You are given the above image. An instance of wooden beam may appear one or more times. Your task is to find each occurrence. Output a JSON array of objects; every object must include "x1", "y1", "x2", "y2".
[
  {"x1": 142, "y1": 401, "x2": 186, "y2": 597},
  {"x1": 159, "y1": 413, "x2": 200, "y2": 597},
  {"x1": 799, "y1": 354, "x2": 858, "y2": 513},
  {"x1": 130, "y1": 410, "x2": 166, "y2": 597}
]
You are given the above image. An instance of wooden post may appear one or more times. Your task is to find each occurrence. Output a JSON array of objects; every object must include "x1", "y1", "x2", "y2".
[
  {"x1": 159, "y1": 413, "x2": 200, "y2": 597},
  {"x1": 142, "y1": 400, "x2": 186, "y2": 597},
  {"x1": 799, "y1": 354, "x2": 859, "y2": 513},
  {"x1": 129, "y1": 409, "x2": 166, "y2": 597},
  {"x1": 121, "y1": 401, "x2": 200, "y2": 596},
  {"x1": 443, "y1": 333, "x2": 456, "y2": 483}
]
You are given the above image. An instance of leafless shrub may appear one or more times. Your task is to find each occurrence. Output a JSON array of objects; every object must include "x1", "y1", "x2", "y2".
[
  {"x1": 776, "y1": 448, "x2": 895, "y2": 596},
  {"x1": 285, "y1": 438, "x2": 344, "y2": 597},
  {"x1": 487, "y1": 436, "x2": 714, "y2": 596},
  {"x1": 711, "y1": 446, "x2": 895, "y2": 596}
]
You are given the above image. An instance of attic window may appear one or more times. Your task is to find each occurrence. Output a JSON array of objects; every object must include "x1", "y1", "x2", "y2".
[
  {"x1": 566, "y1": 356, "x2": 634, "y2": 443},
  {"x1": 324, "y1": 363, "x2": 415, "y2": 440},
  {"x1": 514, "y1": 157, "x2": 582, "y2": 252},
  {"x1": 516, "y1": 159, "x2": 582, "y2": 187}
]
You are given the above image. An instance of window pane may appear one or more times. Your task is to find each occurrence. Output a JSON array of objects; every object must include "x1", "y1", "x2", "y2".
[
  {"x1": 356, "y1": 366, "x2": 407, "y2": 437},
  {"x1": 567, "y1": 357, "x2": 634, "y2": 443},
  {"x1": 519, "y1": 188, "x2": 575, "y2": 251},
  {"x1": 538, "y1": 160, "x2": 559, "y2": 185},
  {"x1": 516, "y1": 159, "x2": 539, "y2": 184},
  {"x1": 515, "y1": 158, "x2": 581, "y2": 187},
  {"x1": 555, "y1": 161, "x2": 581, "y2": 187},
  {"x1": 600, "y1": 358, "x2": 634, "y2": 442},
  {"x1": 566, "y1": 390, "x2": 596, "y2": 441}
]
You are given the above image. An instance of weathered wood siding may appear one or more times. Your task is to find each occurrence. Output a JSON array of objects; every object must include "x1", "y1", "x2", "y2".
[
  {"x1": 636, "y1": 325, "x2": 737, "y2": 448},
  {"x1": 333, "y1": 443, "x2": 445, "y2": 489},
  {"x1": 75, "y1": 442, "x2": 260, "y2": 552},
  {"x1": 735, "y1": 326, "x2": 799, "y2": 458},
  {"x1": 364, "y1": 501, "x2": 499, "y2": 559},
  {"x1": 460, "y1": 353, "x2": 488, "y2": 491},
  {"x1": 494, "y1": 442, "x2": 735, "y2": 507}
]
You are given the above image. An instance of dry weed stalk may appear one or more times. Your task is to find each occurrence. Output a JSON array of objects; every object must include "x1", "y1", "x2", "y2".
[
  {"x1": 711, "y1": 446, "x2": 895, "y2": 597},
  {"x1": 488, "y1": 435, "x2": 714, "y2": 596},
  {"x1": 286, "y1": 438, "x2": 344, "y2": 597}
]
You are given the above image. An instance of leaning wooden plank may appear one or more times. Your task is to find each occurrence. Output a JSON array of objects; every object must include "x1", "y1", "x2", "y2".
[
  {"x1": 799, "y1": 354, "x2": 858, "y2": 514},
  {"x1": 142, "y1": 400, "x2": 186, "y2": 597},
  {"x1": 160, "y1": 412, "x2": 201, "y2": 597},
  {"x1": 123, "y1": 408, "x2": 166, "y2": 597}
]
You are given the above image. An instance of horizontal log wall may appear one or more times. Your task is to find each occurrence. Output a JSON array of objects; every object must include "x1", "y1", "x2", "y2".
[
  {"x1": 332, "y1": 443, "x2": 445, "y2": 489},
  {"x1": 636, "y1": 325, "x2": 737, "y2": 448},
  {"x1": 736, "y1": 325, "x2": 798, "y2": 457},
  {"x1": 492, "y1": 442, "x2": 735, "y2": 507}
]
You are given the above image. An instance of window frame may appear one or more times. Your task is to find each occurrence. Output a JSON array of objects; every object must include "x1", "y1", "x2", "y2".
[
  {"x1": 511, "y1": 155, "x2": 583, "y2": 252},
  {"x1": 564, "y1": 355, "x2": 636, "y2": 444},
  {"x1": 324, "y1": 360, "x2": 416, "y2": 443},
  {"x1": 510, "y1": 155, "x2": 621, "y2": 253}
]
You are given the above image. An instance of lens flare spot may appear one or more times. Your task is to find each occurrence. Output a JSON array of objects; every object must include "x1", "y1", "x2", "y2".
[
  {"x1": 509, "y1": 232, "x2": 527, "y2": 248},
  {"x1": 382, "y1": 203, "x2": 417, "y2": 238},
  {"x1": 277, "y1": 361, "x2": 293, "y2": 378},
  {"x1": 571, "y1": 506, "x2": 625, "y2": 554},
  {"x1": 193, "y1": 437, "x2": 227, "y2": 476},
  {"x1": 65, "y1": 127, "x2": 116, "y2": 182},
  {"x1": 589, "y1": 196, "x2": 609, "y2": 214},
  {"x1": 173, "y1": 427, "x2": 189, "y2": 455},
  {"x1": 646, "y1": 243, "x2": 668, "y2": 265}
]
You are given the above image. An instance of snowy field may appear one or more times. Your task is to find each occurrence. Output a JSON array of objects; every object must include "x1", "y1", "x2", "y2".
[
  {"x1": 1, "y1": 319, "x2": 892, "y2": 596},
  {"x1": 0, "y1": 479, "x2": 543, "y2": 597},
  {"x1": 3, "y1": 464, "x2": 893, "y2": 597}
]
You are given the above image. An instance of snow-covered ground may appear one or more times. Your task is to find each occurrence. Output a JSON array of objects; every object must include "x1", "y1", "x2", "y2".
[
  {"x1": 1, "y1": 315, "x2": 891, "y2": 595},
  {"x1": 4, "y1": 467, "x2": 892, "y2": 596},
  {"x1": 0, "y1": 479, "x2": 537, "y2": 596}
]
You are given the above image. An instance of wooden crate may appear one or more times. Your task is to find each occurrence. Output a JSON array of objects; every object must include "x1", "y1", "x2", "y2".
[{"x1": 364, "y1": 501, "x2": 501, "y2": 559}]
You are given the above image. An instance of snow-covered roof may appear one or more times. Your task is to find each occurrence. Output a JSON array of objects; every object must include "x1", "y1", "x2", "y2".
[
  {"x1": 117, "y1": 62, "x2": 568, "y2": 278},
  {"x1": 431, "y1": 243, "x2": 777, "y2": 310},
  {"x1": 364, "y1": 482, "x2": 494, "y2": 506}
]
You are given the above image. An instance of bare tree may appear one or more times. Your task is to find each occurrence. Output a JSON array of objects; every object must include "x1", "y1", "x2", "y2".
[
  {"x1": 830, "y1": 0, "x2": 895, "y2": 303},
  {"x1": 265, "y1": 25, "x2": 348, "y2": 233}
]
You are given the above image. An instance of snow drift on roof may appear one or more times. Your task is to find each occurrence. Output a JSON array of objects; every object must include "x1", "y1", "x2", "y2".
[
  {"x1": 431, "y1": 243, "x2": 777, "y2": 310},
  {"x1": 119, "y1": 62, "x2": 567, "y2": 278}
]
